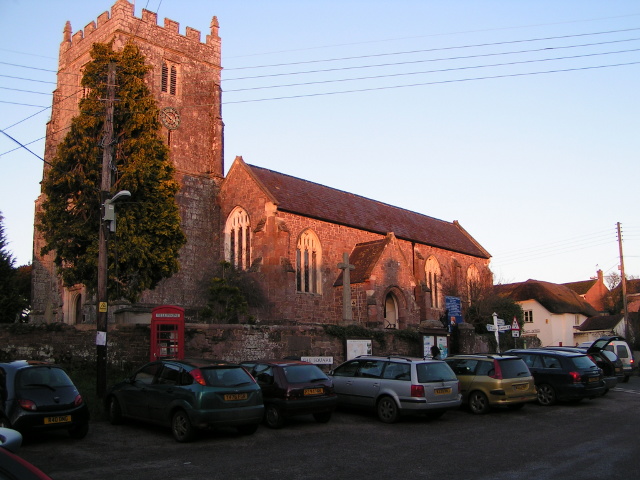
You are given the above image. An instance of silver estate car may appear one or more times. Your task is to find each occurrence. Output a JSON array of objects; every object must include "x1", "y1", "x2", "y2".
[{"x1": 328, "y1": 355, "x2": 461, "y2": 423}]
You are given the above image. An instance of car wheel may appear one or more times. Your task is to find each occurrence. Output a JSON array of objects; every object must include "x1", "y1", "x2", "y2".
[
  {"x1": 313, "y1": 412, "x2": 332, "y2": 423},
  {"x1": 537, "y1": 384, "x2": 556, "y2": 406},
  {"x1": 622, "y1": 375, "x2": 630, "y2": 383},
  {"x1": 68, "y1": 421, "x2": 89, "y2": 439},
  {"x1": 237, "y1": 423, "x2": 259, "y2": 435},
  {"x1": 172, "y1": 409, "x2": 196, "y2": 442},
  {"x1": 468, "y1": 391, "x2": 490, "y2": 414},
  {"x1": 107, "y1": 397, "x2": 123, "y2": 425},
  {"x1": 264, "y1": 404, "x2": 285, "y2": 429},
  {"x1": 377, "y1": 396, "x2": 399, "y2": 424}
]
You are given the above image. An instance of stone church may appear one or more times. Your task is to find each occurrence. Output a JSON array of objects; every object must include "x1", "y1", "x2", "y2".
[{"x1": 31, "y1": 0, "x2": 492, "y2": 330}]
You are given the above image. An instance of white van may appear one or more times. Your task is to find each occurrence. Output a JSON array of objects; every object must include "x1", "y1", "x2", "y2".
[{"x1": 590, "y1": 336, "x2": 636, "y2": 382}]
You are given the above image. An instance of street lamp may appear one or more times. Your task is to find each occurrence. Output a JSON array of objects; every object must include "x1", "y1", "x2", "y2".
[{"x1": 97, "y1": 190, "x2": 131, "y2": 397}]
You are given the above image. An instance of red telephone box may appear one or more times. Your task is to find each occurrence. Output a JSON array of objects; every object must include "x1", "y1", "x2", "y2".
[{"x1": 150, "y1": 305, "x2": 185, "y2": 361}]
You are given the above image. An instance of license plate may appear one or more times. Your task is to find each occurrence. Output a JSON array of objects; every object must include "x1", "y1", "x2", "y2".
[
  {"x1": 588, "y1": 377, "x2": 599, "y2": 383},
  {"x1": 304, "y1": 388, "x2": 323, "y2": 396},
  {"x1": 513, "y1": 384, "x2": 528, "y2": 391},
  {"x1": 224, "y1": 393, "x2": 248, "y2": 401},
  {"x1": 44, "y1": 415, "x2": 71, "y2": 425},
  {"x1": 434, "y1": 388, "x2": 451, "y2": 395}
]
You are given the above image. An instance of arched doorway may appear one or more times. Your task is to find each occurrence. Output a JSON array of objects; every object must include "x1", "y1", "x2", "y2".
[
  {"x1": 384, "y1": 293, "x2": 398, "y2": 329},
  {"x1": 72, "y1": 293, "x2": 83, "y2": 324}
]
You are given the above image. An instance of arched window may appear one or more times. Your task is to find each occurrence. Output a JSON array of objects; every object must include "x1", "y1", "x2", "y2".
[
  {"x1": 296, "y1": 230, "x2": 322, "y2": 294},
  {"x1": 425, "y1": 256, "x2": 442, "y2": 309},
  {"x1": 224, "y1": 207, "x2": 251, "y2": 270},
  {"x1": 467, "y1": 264, "x2": 480, "y2": 303}
]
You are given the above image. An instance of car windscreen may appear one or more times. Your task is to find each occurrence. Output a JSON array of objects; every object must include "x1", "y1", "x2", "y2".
[
  {"x1": 202, "y1": 366, "x2": 254, "y2": 387},
  {"x1": 17, "y1": 366, "x2": 75, "y2": 389},
  {"x1": 498, "y1": 358, "x2": 531, "y2": 379},
  {"x1": 570, "y1": 356, "x2": 598, "y2": 370},
  {"x1": 416, "y1": 362, "x2": 457, "y2": 383},
  {"x1": 282, "y1": 365, "x2": 328, "y2": 383}
]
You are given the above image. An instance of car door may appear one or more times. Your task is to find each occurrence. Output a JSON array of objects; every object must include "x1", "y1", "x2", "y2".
[
  {"x1": 146, "y1": 363, "x2": 185, "y2": 423},
  {"x1": 446, "y1": 359, "x2": 478, "y2": 403},
  {"x1": 119, "y1": 362, "x2": 162, "y2": 420},
  {"x1": 348, "y1": 360, "x2": 385, "y2": 407},
  {"x1": 331, "y1": 360, "x2": 364, "y2": 405}
]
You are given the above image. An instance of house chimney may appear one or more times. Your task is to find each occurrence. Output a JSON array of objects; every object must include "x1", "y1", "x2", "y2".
[{"x1": 597, "y1": 269, "x2": 603, "y2": 282}]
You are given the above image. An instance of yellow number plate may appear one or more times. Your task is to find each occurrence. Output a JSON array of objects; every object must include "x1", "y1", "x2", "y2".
[
  {"x1": 44, "y1": 415, "x2": 71, "y2": 425},
  {"x1": 513, "y1": 384, "x2": 528, "y2": 391},
  {"x1": 434, "y1": 388, "x2": 452, "y2": 395},
  {"x1": 588, "y1": 377, "x2": 599, "y2": 383},
  {"x1": 224, "y1": 393, "x2": 248, "y2": 401},
  {"x1": 304, "y1": 388, "x2": 324, "y2": 396}
]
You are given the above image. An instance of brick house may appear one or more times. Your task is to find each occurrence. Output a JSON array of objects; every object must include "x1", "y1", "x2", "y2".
[
  {"x1": 562, "y1": 269, "x2": 609, "y2": 313},
  {"x1": 31, "y1": 0, "x2": 492, "y2": 329}
]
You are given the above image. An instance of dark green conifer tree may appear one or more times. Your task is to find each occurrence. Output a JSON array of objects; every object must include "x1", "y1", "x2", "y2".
[{"x1": 38, "y1": 42, "x2": 186, "y2": 302}]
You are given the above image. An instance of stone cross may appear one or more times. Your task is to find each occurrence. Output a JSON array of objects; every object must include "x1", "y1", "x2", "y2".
[{"x1": 338, "y1": 252, "x2": 355, "y2": 323}]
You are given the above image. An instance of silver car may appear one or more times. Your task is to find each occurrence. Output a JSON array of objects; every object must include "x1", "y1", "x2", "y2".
[{"x1": 328, "y1": 355, "x2": 461, "y2": 423}]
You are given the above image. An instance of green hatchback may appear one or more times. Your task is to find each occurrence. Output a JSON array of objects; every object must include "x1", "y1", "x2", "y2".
[{"x1": 105, "y1": 359, "x2": 264, "y2": 442}]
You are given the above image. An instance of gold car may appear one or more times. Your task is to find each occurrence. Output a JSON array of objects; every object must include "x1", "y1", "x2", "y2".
[{"x1": 444, "y1": 354, "x2": 537, "y2": 414}]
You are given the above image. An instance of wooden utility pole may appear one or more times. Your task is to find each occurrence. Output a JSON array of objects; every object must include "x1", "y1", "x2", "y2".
[
  {"x1": 97, "y1": 62, "x2": 116, "y2": 398},
  {"x1": 617, "y1": 222, "x2": 630, "y2": 340}
]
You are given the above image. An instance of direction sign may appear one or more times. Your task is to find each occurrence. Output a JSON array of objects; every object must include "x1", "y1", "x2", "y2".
[
  {"x1": 496, "y1": 318, "x2": 505, "y2": 326},
  {"x1": 486, "y1": 324, "x2": 497, "y2": 332},
  {"x1": 498, "y1": 325, "x2": 511, "y2": 332}
]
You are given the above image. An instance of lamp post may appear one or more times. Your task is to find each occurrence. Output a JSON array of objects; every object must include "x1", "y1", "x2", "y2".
[{"x1": 97, "y1": 189, "x2": 130, "y2": 398}]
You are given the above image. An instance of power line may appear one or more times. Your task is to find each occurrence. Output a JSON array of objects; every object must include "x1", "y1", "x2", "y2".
[{"x1": 222, "y1": 60, "x2": 640, "y2": 104}]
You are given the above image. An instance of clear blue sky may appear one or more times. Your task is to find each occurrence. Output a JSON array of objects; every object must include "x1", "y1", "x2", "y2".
[{"x1": 1, "y1": 0, "x2": 639, "y2": 286}]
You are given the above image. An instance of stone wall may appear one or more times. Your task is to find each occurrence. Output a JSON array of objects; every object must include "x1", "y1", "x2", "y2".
[{"x1": 0, "y1": 323, "x2": 425, "y2": 371}]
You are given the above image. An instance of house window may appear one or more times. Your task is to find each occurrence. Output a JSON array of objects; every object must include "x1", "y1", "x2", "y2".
[
  {"x1": 224, "y1": 207, "x2": 251, "y2": 270},
  {"x1": 161, "y1": 62, "x2": 178, "y2": 95},
  {"x1": 425, "y1": 256, "x2": 442, "y2": 309},
  {"x1": 524, "y1": 310, "x2": 533, "y2": 323},
  {"x1": 296, "y1": 230, "x2": 321, "y2": 294}
]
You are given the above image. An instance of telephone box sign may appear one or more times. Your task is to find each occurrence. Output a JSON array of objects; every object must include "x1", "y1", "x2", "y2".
[{"x1": 150, "y1": 305, "x2": 185, "y2": 361}]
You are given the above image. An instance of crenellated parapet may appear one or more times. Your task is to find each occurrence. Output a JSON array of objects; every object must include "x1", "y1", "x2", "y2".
[{"x1": 59, "y1": 0, "x2": 221, "y2": 66}]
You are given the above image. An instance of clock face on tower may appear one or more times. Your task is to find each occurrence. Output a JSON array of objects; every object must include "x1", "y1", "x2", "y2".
[{"x1": 160, "y1": 106, "x2": 180, "y2": 130}]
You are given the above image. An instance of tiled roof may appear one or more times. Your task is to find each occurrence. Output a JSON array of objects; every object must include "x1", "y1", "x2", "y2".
[
  {"x1": 494, "y1": 279, "x2": 598, "y2": 317},
  {"x1": 334, "y1": 238, "x2": 388, "y2": 286},
  {"x1": 247, "y1": 164, "x2": 490, "y2": 259}
]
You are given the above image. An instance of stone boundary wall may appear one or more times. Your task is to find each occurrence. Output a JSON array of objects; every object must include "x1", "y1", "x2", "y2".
[{"x1": 0, "y1": 323, "x2": 423, "y2": 370}]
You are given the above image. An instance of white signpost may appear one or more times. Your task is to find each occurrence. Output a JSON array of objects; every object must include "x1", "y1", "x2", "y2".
[{"x1": 487, "y1": 312, "x2": 511, "y2": 353}]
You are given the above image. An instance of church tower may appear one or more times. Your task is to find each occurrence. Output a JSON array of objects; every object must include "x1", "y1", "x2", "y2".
[{"x1": 32, "y1": 0, "x2": 223, "y2": 323}]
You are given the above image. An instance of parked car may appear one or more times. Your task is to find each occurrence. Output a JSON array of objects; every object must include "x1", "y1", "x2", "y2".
[
  {"x1": 105, "y1": 358, "x2": 264, "y2": 442},
  {"x1": 0, "y1": 427, "x2": 53, "y2": 480},
  {"x1": 0, "y1": 360, "x2": 89, "y2": 439},
  {"x1": 589, "y1": 336, "x2": 636, "y2": 382},
  {"x1": 327, "y1": 355, "x2": 461, "y2": 423},
  {"x1": 444, "y1": 354, "x2": 537, "y2": 414},
  {"x1": 240, "y1": 359, "x2": 337, "y2": 428},
  {"x1": 505, "y1": 349, "x2": 606, "y2": 405},
  {"x1": 543, "y1": 346, "x2": 623, "y2": 393}
]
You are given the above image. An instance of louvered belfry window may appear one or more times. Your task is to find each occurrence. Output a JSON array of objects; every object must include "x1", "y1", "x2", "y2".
[{"x1": 161, "y1": 62, "x2": 178, "y2": 95}]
